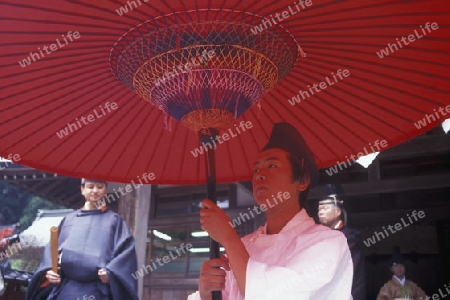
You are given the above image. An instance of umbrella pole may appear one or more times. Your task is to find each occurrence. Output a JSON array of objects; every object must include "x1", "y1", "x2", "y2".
[{"x1": 199, "y1": 128, "x2": 222, "y2": 300}]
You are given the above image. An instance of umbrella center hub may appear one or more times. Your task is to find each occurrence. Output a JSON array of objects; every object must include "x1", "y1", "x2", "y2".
[{"x1": 110, "y1": 10, "x2": 302, "y2": 132}]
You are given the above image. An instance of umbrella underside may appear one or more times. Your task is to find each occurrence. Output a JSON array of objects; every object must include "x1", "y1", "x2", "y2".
[
  {"x1": 0, "y1": 1, "x2": 448, "y2": 183},
  {"x1": 110, "y1": 10, "x2": 299, "y2": 132}
]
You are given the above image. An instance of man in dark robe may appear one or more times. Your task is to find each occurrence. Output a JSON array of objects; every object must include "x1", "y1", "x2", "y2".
[
  {"x1": 26, "y1": 179, "x2": 138, "y2": 300},
  {"x1": 318, "y1": 184, "x2": 366, "y2": 300}
]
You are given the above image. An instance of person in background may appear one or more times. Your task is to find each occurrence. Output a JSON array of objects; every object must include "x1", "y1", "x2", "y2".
[
  {"x1": 377, "y1": 248, "x2": 427, "y2": 300},
  {"x1": 0, "y1": 236, "x2": 10, "y2": 251},
  {"x1": 26, "y1": 179, "x2": 139, "y2": 300},
  {"x1": 318, "y1": 184, "x2": 366, "y2": 300},
  {"x1": 188, "y1": 122, "x2": 353, "y2": 300},
  {"x1": 0, "y1": 227, "x2": 21, "y2": 296}
]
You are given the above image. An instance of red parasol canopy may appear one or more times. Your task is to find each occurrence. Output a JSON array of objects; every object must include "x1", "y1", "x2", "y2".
[{"x1": 0, "y1": 0, "x2": 449, "y2": 184}]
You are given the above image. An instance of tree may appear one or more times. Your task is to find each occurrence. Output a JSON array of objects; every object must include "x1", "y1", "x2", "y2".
[
  {"x1": 0, "y1": 181, "x2": 65, "y2": 230},
  {"x1": 0, "y1": 181, "x2": 66, "y2": 272},
  {"x1": 0, "y1": 181, "x2": 30, "y2": 226},
  {"x1": 19, "y1": 196, "x2": 65, "y2": 230}
]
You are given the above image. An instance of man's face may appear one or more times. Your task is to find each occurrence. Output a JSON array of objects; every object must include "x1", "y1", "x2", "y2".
[
  {"x1": 252, "y1": 148, "x2": 301, "y2": 207},
  {"x1": 390, "y1": 263, "x2": 406, "y2": 277},
  {"x1": 81, "y1": 181, "x2": 106, "y2": 203},
  {"x1": 318, "y1": 203, "x2": 341, "y2": 227}
]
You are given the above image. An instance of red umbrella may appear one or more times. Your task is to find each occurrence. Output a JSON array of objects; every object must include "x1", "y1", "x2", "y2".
[
  {"x1": 0, "y1": 0, "x2": 448, "y2": 184},
  {"x1": 1, "y1": 1, "x2": 448, "y2": 298}
]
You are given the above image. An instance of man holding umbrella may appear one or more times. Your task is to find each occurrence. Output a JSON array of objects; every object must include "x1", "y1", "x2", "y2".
[
  {"x1": 317, "y1": 184, "x2": 366, "y2": 300},
  {"x1": 189, "y1": 123, "x2": 353, "y2": 300}
]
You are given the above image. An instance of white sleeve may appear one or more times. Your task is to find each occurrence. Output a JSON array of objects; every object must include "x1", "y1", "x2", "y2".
[
  {"x1": 187, "y1": 291, "x2": 201, "y2": 300},
  {"x1": 244, "y1": 236, "x2": 353, "y2": 300}
]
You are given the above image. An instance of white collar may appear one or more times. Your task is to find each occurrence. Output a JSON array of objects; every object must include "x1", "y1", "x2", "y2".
[
  {"x1": 260, "y1": 209, "x2": 313, "y2": 235},
  {"x1": 393, "y1": 275, "x2": 406, "y2": 286}
]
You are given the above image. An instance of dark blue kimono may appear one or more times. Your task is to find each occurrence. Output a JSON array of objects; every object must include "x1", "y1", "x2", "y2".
[
  {"x1": 340, "y1": 226, "x2": 366, "y2": 300},
  {"x1": 26, "y1": 208, "x2": 139, "y2": 300}
]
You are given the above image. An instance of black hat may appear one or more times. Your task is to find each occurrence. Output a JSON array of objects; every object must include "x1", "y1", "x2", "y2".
[
  {"x1": 390, "y1": 246, "x2": 406, "y2": 266},
  {"x1": 262, "y1": 122, "x2": 319, "y2": 185},
  {"x1": 80, "y1": 178, "x2": 107, "y2": 185},
  {"x1": 318, "y1": 184, "x2": 345, "y2": 208}
]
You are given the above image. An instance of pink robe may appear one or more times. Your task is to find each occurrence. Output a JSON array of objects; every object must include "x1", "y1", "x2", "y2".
[{"x1": 188, "y1": 209, "x2": 353, "y2": 300}]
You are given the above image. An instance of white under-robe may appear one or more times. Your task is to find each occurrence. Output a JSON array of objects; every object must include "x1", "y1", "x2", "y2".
[{"x1": 188, "y1": 209, "x2": 353, "y2": 300}]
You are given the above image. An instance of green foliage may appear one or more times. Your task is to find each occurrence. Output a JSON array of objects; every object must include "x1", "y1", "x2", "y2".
[
  {"x1": 0, "y1": 181, "x2": 65, "y2": 230},
  {"x1": 9, "y1": 246, "x2": 45, "y2": 272},
  {"x1": 19, "y1": 197, "x2": 65, "y2": 230},
  {"x1": 0, "y1": 181, "x2": 30, "y2": 225},
  {"x1": 0, "y1": 181, "x2": 66, "y2": 272}
]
